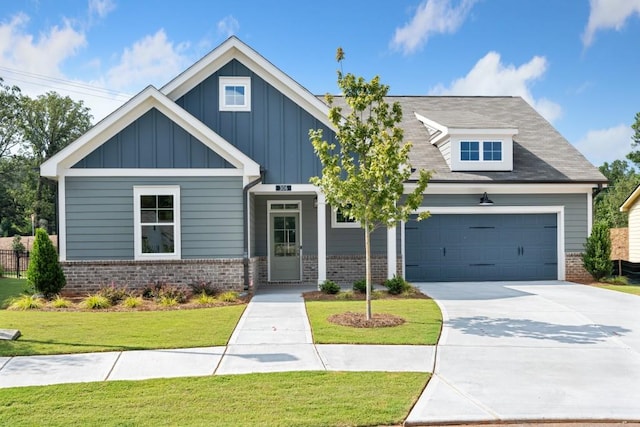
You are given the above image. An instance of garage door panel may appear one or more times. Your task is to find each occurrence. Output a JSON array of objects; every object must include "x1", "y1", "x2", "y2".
[{"x1": 405, "y1": 214, "x2": 558, "y2": 282}]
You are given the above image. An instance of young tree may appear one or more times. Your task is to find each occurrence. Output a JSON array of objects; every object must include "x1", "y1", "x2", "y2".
[
  {"x1": 20, "y1": 92, "x2": 92, "y2": 231},
  {"x1": 27, "y1": 228, "x2": 66, "y2": 297},
  {"x1": 582, "y1": 221, "x2": 613, "y2": 281},
  {"x1": 310, "y1": 48, "x2": 431, "y2": 319}
]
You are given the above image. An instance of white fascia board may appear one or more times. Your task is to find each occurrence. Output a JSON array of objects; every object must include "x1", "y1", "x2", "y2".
[
  {"x1": 414, "y1": 112, "x2": 448, "y2": 145},
  {"x1": 405, "y1": 182, "x2": 598, "y2": 195},
  {"x1": 65, "y1": 168, "x2": 244, "y2": 177},
  {"x1": 161, "y1": 36, "x2": 334, "y2": 131},
  {"x1": 249, "y1": 183, "x2": 319, "y2": 194},
  {"x1": 43, "y1": 86, "x2": 260, "y2": 179},
  {"x1": 449, "y1": 127, "x2": 519, "y2": 136},
  {"x1": 620, "y1": 184, "x2": 640, "y2": 212}
]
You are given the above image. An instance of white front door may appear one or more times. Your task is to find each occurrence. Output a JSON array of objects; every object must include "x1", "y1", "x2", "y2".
[{"x1": 268, "y1": 202, "x2": 301, "y2": 281}]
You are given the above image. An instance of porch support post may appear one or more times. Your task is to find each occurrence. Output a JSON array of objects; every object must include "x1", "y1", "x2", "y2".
[
  {"x1": 387, "y1": 224, "x2": 397, "y2": 279},
  {"x1": 316, "y1": 192, "x2": 327, "y2": 287}
]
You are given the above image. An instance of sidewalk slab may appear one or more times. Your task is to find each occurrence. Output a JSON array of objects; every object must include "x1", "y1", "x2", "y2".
[
  {"x1": 0, "y1": 352, "x2": 120, "y2": 388},
  {"x1": 216, "y1": 344, "x2": 324, "y2": 375},
  {"x1": 316, "y1": 344, "x2": 434, "y2": 372},
  {"x1": 108, "y1": 347, "x2": 225, "y2": 381}
]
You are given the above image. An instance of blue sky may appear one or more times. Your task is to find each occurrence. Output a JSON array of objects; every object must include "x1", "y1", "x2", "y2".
[{"x1": 1, "y1": 0, "x2": 639, "y2": 167}]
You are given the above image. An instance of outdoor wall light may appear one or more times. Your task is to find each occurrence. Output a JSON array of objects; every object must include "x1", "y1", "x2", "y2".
[{"x1": 479, "y1": 192, "x2": 494, "y2": 206}]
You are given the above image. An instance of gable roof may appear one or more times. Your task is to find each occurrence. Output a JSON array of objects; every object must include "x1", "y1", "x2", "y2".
[
  {"x1": 161, "y1": 36, "x2": 333, "y2": 129},
  {"x1": 621, "y1": 183, "x2": 640, "y2": 212},
  {"x1": 330, "y1": 96, "x2": 607, "y2": 184},
  {"x1": 41, "y1": 86, "x2": 260, "y2": 179}
]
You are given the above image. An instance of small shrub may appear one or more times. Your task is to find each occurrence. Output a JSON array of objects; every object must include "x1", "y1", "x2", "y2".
[
  {"x1": 159, "y1": 296, "x2": 178, "y2": 307},
  {"x1": 336, "y1": 291, "x2": 354, "y2": 300},
  {"x1": 142, "y1": 283, "x2": 187, "y2": 303},
  {"x1": 123, "y1": 296, "x2": 142, "y2": 308},
  {"x1": 371, "y1": 290, "x2": 385, "y2": 299},
  {"x1": 83, "y1": 294, "x2": 111, "y2": 309},
  {"x1": 607, "y1": 275, "x2": 629, "y2": 286},
  {"x1": 97, "y1": 283, "x2": 130, "y2": 305},
  {"x1": 582, "y1": 221, "x2": 613, "y2": 281},
  {"x1": 352, "y1": 279, "x2": 367, "y2": 293},
  {"x1": 196, "y1": 292, "x2": 217, "y2": 305},
  {"x1": 52, "y1": 295, "x2": 71, "y2": 308},
  {"x1": 9, "y1": 294, "x2": 44, "y2": 310},
  {"x1": 218, "y1": 291, "x2": 239, "y2": 302},
  {"x1": 320, "y1": 280, "x2": 340, "y2": 294},
  {"x1": 384, "y1": 276, "x2": 411, "y2": 295},
  {"x1": 188, "y1": 280, "x2": 220, "y2": 296},
  {"x1": 26, "y1": 228, "x2": 66, "y2": 298}
]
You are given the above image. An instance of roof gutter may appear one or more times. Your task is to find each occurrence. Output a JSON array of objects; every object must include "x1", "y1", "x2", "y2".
[{"x1": 243, "y1": 170, "x2": 264, "y2": 292}]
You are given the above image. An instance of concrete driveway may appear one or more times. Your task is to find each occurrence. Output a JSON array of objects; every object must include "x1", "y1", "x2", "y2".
[{"x1": 406, "y1": 281, "x2": 640, "y2": 425}]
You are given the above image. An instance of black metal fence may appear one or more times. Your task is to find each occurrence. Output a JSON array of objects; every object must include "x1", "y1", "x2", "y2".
[
  {"x1": 0, "y1": 250, "x2": 30, "y2": 278},
  {"x1": 612, "y1": 259, "x2": 640, "y2": 283}
]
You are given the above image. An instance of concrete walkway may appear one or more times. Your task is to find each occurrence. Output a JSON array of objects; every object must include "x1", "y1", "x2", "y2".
[
  {"x1": 406, "y1": 281, "x2": 640, "y2": 425},
  {"x1": 0, "y1": 285, "x2": 434, "y2": 388}
]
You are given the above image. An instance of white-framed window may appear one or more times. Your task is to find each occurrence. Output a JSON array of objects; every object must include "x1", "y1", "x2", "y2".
[
  {"x1": 460, "y1": 140, "x2": 502, "y2": 162},
  {"x1": 133, "y1": 186, "x2": 181, "y2": 260},
  {"x1": 219, "y1": 76, "x2": 251, "y2": 112},
  {"x1": 331, "y1": 205, "x2": 361, "y2": 228}
]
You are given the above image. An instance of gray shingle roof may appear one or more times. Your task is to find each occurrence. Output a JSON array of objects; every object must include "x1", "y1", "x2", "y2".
[{"x1": 328, "y1": 96, "x2": 606, "y2": 183}]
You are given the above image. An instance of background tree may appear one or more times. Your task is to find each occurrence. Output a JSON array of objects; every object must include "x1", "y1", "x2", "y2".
[
  {"x1": 626, "y1": 112, "x2": 640, "y2": 166},
  {"x1": 0, "y1": 78, "x2": 23, "y2": 159},
  {"x1": 27, "y1": 228, "x2": 66, "y2": 297},
  {"x1": 310, "y1": 48, "x2": 431, "y2": 319},
  {"x1": 594, "y1": 159, "x2": 639, "y2": 228},
  {"x1": 20, "y1": 92, "x2": 92, "y2": 232},
  {"x1": 582, "y1": 221, "x2": 613, "y2": 281}
]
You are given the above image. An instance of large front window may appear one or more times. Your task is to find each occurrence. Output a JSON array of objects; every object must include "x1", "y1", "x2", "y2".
[{"x1": 134, "y1": 186, "x2": 181, "y2": 260}]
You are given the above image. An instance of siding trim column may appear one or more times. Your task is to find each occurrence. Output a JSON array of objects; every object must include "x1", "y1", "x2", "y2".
[
  {"x1": 587, "y1": 191, "x2": 593, "y2": 235},
  {"x1": 387, "y1": 225, "x2": 396, "y2": 279},
  {"x1": 59, "y1": 176, "x2": 67, "y2": 261},
  {"x1": 317, "y1": 192, "x2": 326, "y2": 287}
]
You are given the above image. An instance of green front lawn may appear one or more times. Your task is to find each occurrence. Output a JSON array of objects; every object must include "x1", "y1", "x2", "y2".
[
  {"x1": 598, "y1": 284, "x2": 640, "y2": 296},
  {"x1": 306, "y1": 298, "x2": 442, "y2": 345},
  {"x1": 0, "y1": 277, "x2": 27, "y2": 308},
  {"x1": 0, "y1": 371, "x2": 428, "y2": 426},
  {"x1": 0, "y1": 305, "x2": 245, "y2": 356}
]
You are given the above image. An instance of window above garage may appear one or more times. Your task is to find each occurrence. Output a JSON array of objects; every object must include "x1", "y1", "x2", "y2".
[{"x1": 415, "y1": 112, "x2": 517, "y2": 172}]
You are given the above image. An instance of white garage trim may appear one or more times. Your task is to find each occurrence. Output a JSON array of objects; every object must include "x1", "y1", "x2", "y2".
[{"x1": 407, "y1": 206, "x2": 565, "y2": 280}]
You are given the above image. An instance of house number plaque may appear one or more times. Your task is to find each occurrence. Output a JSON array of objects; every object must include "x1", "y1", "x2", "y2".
[{"x1": 275, "y1": 185, "x2": 292, "y2": 192}]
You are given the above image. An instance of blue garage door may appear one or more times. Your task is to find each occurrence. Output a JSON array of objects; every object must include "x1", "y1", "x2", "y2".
[{"x1": 405, "y1": 214, "x2": 557, "y2": 282}]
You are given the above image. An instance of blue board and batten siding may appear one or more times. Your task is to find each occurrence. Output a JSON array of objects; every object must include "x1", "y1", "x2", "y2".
[
  {"x1": 177, "y1": 59, "x2": 333, "y2": 184},
  {"x1": 72, "y1": 109, "x2": 233, "y2": 169},
  {"x1": 65, "y1": 176, "x2": 243, "y2": 260}
]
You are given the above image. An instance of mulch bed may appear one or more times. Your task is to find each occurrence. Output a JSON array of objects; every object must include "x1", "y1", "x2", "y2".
[
  {"x1": 328, "y1": 311, "x2": 405, "y2": 328},
  {"x1": 302, "y1": 290, "x2": 431, "y2": 301}
]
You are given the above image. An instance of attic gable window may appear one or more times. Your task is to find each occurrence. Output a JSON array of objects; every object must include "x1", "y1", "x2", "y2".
[{"x1": 219, "y1": 77, "x2": 251, "y2": 112}]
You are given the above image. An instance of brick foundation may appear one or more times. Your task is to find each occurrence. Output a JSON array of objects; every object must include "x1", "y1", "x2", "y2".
[
  {"x1": 61, "y1": 258, "x2": 245, "y2": 295},
  {"x1": 564, "y1": 252, "x2": 593, "y2": 283}
]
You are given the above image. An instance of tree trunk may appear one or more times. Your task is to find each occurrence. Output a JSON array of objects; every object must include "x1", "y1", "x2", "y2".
[{"x1": 365, "y1": 221, "x2": 372, "y2": 320}]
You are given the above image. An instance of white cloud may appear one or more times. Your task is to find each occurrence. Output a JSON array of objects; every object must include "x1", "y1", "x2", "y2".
[
  {"x1": 391, "y1": 0, "x2": 476, "y2": 55},
  {"x1": 582, "y1": 0, "x2": 640, "y2": 47},
  {"x1": 429, "y1": 51, "x2": 563, "y2": 123},
  {"x1": 574, "y1": 124, "x2": 633, "y2": 165},
  {"x1": 89, "y1": 0, "x2": 116, "y2": 20},
  {"x1": 217, "y1": 15, "x2": 239, "y2": 39},
  {"x1": 105, "y1": 29, "x2": 190, "y2": 91},
  {"x1": 0, "y1": 13, "x2": 86, "y2": 76}
]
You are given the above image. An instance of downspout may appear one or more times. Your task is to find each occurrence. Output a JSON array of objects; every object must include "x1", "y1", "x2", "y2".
[{"x1": 243, "y1": 170, "x2": 264, "y2": 291}]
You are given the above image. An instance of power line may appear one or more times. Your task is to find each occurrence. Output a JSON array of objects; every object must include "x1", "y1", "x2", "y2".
[{"x1": 0, "y1": 65, "x2": 132, "y2": 100}]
